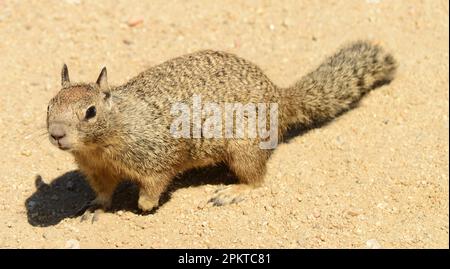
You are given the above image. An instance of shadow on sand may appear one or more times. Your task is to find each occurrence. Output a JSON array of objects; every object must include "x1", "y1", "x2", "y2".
[{"x1": 26, "y1": 165, "x2": 237, "y2": 227}]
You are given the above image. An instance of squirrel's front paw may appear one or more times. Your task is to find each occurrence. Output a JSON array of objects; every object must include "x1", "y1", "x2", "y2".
[
  {"x1": 80, "y1": 207, "x2": 103, "y2": 223},
  {"x1": 138, "y1": 193, "x2": 159, "y2": 213},
  {"x1": 78, "y1": 197, "x2": 111, "y2": 223}
]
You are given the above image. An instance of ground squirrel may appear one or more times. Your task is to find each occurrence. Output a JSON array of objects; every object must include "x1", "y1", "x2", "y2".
[{"x1": 46, "y1": 41, "x2": 396, "y2": 217}]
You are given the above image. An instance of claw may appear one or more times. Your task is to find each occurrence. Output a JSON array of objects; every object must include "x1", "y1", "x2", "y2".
[
  {"x1": 80, "y1": 208, "x2": 103, "y2": 223},
  {"x1": 208, "y1": 185, "x2": 246, "y2": 207},
  {"x1": 80, "y1": 210, "x2": 92, "y2": 222},
  {"x1": 208, "y1": 197, "x2": 226, "y2": 206},
  {"x1": 76, "y1": 202, "x2": 92, "y2": 216},
  {"x1": 78, "y1": 199, "x2": 107, "y2": 223}
]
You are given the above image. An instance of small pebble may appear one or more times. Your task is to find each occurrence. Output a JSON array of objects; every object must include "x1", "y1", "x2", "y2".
[
  {"x1": 127, "y1": 18, "x2": 143, "y2": 27},
  {"x1": 65, "y1": 239, "x2": 80, "y2": 249},
  {"x1": 65, "y1": 0, "x2": 81, "y2": 4},
  {"x1": 233, "y1": 39, "x2": 240, "y2": 49},
  {"x1": 366, "y1": 239, "x2": 381, "y2": 249},
  {"x1": 282, "y1": 19, "x2": 291, "y2": 28},
  {"x1": 21, "y1": 150, "x2": 32, "y2": 157},
  {"x1": 347, "y1": 210, "x2": 360, "y2": 217},
  {"x1": 313, "y1": 210, "x2": 321, "y2": 218}
]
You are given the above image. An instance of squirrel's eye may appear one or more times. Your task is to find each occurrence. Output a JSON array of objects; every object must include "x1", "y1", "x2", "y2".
[{"x1": 85, "y1": 106, "x2": 97, "y2": 120}]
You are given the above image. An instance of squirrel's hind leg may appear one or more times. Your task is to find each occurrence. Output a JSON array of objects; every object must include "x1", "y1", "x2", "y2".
[{"x1": 209, "y1": 142, "x2": 269, "y2": 206}]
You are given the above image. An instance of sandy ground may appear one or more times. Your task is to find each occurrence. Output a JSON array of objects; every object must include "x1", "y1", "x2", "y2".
[{"x1": 0, "y1": 0, "x2": 448, "y2": 249}]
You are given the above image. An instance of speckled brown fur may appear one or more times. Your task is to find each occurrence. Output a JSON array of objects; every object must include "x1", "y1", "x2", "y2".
[{"x1": 46, "y1": 41, "x2": 397, "y2": 213}]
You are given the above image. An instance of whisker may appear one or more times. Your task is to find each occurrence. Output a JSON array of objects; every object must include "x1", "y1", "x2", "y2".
[
  {"x1": 22, "y1": 135, "x2": 50, "y2": 149},
  {"x1": 24, "y1": 130, "x2": 48, "y2": 140},
  {"x1": 21, "y1": 127, "x2": 50, "y2": 148}
]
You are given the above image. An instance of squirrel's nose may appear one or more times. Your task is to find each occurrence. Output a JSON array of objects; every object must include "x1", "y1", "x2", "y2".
[
  {"x1": 49, "y1": 124, "x2": 66, "y2": 141},
  {"x1": 51, "y1": 133, "x2": 66, "y2": 141}
]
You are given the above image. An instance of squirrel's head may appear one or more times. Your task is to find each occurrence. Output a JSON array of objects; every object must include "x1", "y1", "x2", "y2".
[{"x1": 47, "y1": 64, "x2": 113, "y2": 152}]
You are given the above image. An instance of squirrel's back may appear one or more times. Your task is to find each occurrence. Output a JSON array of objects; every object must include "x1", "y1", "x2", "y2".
[{"x1": 115, "y1": 50, "x2": 280, "y2": 106}]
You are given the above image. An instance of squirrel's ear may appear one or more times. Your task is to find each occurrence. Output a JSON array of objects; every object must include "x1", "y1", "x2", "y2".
[
  {"x1": 96, "y1": 67, "x2": 108, "y2": 90},
  {"x1": 61, "y1": 64, "x2": 70, "y2": 87}
]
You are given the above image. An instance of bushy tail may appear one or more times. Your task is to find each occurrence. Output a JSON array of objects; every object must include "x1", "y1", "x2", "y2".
[{"x1": 281, "y1": 41, "x2": 397, "y2": 127}]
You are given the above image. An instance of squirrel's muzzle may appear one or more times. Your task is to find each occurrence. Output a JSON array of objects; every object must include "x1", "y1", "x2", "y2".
[{"x1": 48, "y1": 123, "x2": 71, "y2": 150}]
